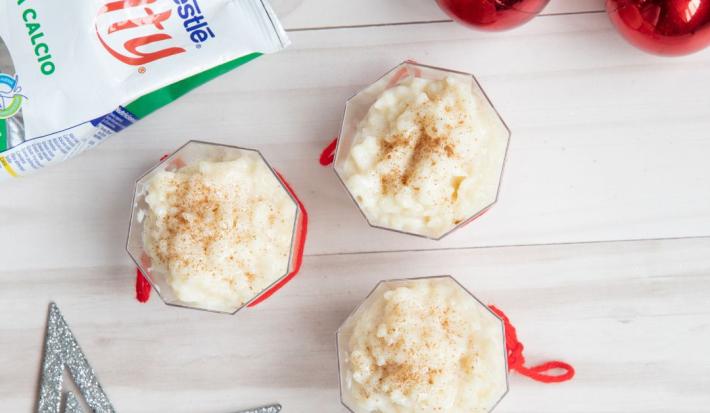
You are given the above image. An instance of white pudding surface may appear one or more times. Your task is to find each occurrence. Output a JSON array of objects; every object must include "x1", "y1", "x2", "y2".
[
  {"x1": 340, "y1": 278, "x2": 507, "y2": 413},
  {"x1": 341, "y1": 75, "x2": 508, "y2": 238},
  {"x1": 141, "y1": 155, "x2": 297, "y2": 312}
]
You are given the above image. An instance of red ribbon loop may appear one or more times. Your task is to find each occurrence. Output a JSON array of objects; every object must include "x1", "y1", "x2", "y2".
[
  {"x1": 247, "y1": 171, "x2": 308, "y2": 306},
  {"x1": 489, "y1": 305, "x2": 575, "y2": 383},
  {"x1": 319, "y1": 138, "x2": 338, "y2": 166}
]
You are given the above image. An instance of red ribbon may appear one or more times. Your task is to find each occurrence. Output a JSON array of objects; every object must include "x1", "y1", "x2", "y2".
[
  {"x1": 489, "y1": 305, "x2": 575, "y2": 383},
  {"x1": 135, "y1": 156, "x2": 308, "y2": 308},
  {"x1": 319, "y1": 138, "x2": 338, "y2": 166},
  {"x1": 319, "y1": 61, "x2": 422, "y2": 168},
  {"x1": 247, "y1": 171, "x2": 308, "y2": 307},
  {"x1": 135, "y1": 268, "x2": 152, "y2": 303},
  {"x1": 134, "y1": 153, "x2": 171, "y2": 303}
]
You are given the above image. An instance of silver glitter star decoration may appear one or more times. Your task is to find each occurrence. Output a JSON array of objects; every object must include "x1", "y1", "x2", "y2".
[
  {"x1": 37, "y1": 303, "x2": 115, "y2": 413},
  {"x1": 63, "y1": 393, "x2": 83, "y2": 413}
]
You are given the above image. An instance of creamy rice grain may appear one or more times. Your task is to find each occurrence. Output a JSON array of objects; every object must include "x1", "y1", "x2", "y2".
[
  {"x1": 341, "y1": 75, "x2": 508, "y2": 238},
  {"x1": 142, "y1": 155, "x2": 296, "y2": 312},
  {"x1": 343, "y1": 278, "x2": 506, "y2": 413}
]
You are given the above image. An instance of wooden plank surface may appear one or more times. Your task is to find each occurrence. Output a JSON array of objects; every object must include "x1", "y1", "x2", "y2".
[
  {"x1": 1, "y1": 12, "x2": 709, "y2": 269},
  {"x1": 1, "y1": 237, "x2": 708, "y2": 412},
  {"x1": 275, "y1": 0, "x2": 607, "y2": 29},
  {"x1": 1, "y1": 1, "x2": 709, "y2": 412}
]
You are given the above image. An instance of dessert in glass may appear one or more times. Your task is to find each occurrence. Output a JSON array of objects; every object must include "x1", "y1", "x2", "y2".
[
  {"x1": 127, "y1": 140, "x2": 303, "y2": 314},
  {"x1": 334, "y1": 61, "x2": 510, "y2": 240},
  {"x1": 337, "y1": 276, "x2": 508, "y2": 413}
]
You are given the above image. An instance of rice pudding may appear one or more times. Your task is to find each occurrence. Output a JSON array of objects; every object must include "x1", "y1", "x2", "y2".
[
  {"x1": 337, "y1": 277, "x2": 507, "y2": 413},
  {"x1": 140, "y1": 153, "x2": 297, "y2": 312},
  {"x1": 338, "y1": 68, "x2": 509, "y2": 239}
]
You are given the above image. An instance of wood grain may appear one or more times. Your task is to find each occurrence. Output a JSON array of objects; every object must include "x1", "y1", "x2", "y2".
[
  {"x1": 1, "y1": 237, "x2": 708, "y2": 412},
  {"x1": 1, "y1": 13, "x2": 708, "y2": 270},
  {"x1": 1, "y1": 2, "x2": 709, "y2": 412},
  {"x1": 274, "y1": 0, "x2": 607, "y2": 30}
]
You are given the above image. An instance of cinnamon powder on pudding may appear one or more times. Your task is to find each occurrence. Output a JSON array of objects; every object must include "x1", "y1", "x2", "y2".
[
  {"x1": 342, "y1": 278, "x2": 507, "y2": 413},
  {"x1": 379, "y1": 107, "x2": 463, "y2": 196},
  {"x1": 341, "y1": 75, "x2": 508, "y2": 238},
  {"x1": 141, "y1": 156, "x2": 297, "y2": 312}
]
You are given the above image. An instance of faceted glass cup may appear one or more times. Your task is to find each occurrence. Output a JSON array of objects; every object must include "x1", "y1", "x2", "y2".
[
  {"x1": 126, "y1": 140, "x2": 301, "y2": 314},
  {"x1": 333, "y1": 61, "x2": 511, "y2": 240},
  {"x1": 336, "y1": 275, "x2": 509, "y2": 413}
]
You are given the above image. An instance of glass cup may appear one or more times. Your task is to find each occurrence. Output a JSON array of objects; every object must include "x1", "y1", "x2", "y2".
[
  {"x1": 333, "y1": 61, "x2": 511, "y2": 240},
  {"x1": 126, "y1": 140, "x2": 303, "y2": 314},
  {"x1": 336, "y1": 275, "x2": 509, "y2": 413}
]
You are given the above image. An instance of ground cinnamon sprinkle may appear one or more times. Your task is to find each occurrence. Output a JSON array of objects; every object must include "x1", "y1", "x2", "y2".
[
  {"x1": 344, "y1": 279, "x2": 507, "y2": 412},
  {"x1": 341, "y1": 75, "x2": 510, "y2": 238},
  {"x1": 363, "y1": 301, "x2": 457, "y2": 397},
  {"x1": 159, "y1": 178, "x2": 224, "y2": 267},
  {"x1": 380, "y1": 172, "x2": 400, "y2": 195},
  {"x1": 141, "y1": 157, "x2": 297, "y2": 312},
  {"x1": 379, "y1": 113, "x2": 458, "y2": 196}
]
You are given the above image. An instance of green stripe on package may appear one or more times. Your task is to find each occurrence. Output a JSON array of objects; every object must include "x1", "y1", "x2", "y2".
[{"x1": 0, "y1": 0, "x2": 289, "y2": 179}]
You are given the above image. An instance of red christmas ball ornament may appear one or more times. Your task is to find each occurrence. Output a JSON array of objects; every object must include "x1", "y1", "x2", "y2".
[
  {"x1": 607, "y1": 0, "x2": 710, "y2": 55},
  {"x1": 437, "y1": 0, "x2": 551, "y2": 31}
]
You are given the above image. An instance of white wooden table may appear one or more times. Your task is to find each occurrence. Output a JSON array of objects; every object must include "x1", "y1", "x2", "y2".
[{"x1": 2, "y1": 1, "x2": 710, "y2": 411}]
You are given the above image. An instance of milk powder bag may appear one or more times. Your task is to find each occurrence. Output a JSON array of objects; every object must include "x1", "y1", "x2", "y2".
[{"x1": 0, "y1": 0, "x2": 289, "y2": 179}]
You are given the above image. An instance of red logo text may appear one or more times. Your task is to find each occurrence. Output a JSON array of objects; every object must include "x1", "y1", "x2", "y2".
[{"x1": 96, "y1": 0, "x2": 186, "y2": 66}]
